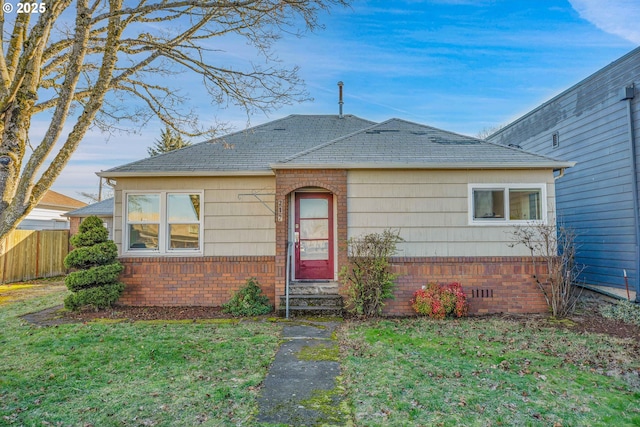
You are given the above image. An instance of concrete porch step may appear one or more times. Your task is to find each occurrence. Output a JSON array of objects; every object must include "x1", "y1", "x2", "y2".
[
  {"x1": 288, "y1": 281, "x2": 340, "y2": 295},
  {"x1": 278, "y1": 294, "x2": 344, "y2": 317}
]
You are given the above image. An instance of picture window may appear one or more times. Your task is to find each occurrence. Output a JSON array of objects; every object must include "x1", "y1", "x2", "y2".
[{"x1": 125, "y1": 192, "x2": 202, "y2": 253}]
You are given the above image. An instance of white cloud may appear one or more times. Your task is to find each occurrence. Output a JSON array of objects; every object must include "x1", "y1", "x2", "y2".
[{"x1": 569, "y1": 0, "x2": 640, "y2": 44}]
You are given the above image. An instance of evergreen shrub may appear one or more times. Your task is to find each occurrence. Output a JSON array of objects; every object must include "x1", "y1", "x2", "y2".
[
  {"x1": 222, "y1": 277, "x2": 272, "y2": 316},
  {"x1": 64, "y1": 216, "x2": 124, "y2": 310}
]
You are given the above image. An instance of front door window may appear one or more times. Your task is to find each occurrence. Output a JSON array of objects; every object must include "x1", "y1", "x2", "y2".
[{"x1": 295, "y1": 193, "x2": 333, "y2": 280}]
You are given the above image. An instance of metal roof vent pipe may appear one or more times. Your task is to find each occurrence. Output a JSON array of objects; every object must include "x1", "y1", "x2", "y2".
[{"x1": 338, "y1": 81, "x2": 344, "y2": 118}]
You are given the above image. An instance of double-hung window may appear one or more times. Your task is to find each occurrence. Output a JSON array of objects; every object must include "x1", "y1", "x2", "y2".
[
  {"x1": 469, "y1": 184, "x2": 546, "y2": 224},
  {"x1": 126, "y1": 192, "x2": 202, "y2": 253}
]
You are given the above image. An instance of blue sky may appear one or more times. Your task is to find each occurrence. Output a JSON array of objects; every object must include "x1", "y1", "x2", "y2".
[{"x1": 48, "y1": 0, "x2": 640, "y2": 201}]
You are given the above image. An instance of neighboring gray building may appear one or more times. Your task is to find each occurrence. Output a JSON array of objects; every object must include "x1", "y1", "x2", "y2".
[{"x1": 488, "y1": 47, "x2": 640, "y2": 301}]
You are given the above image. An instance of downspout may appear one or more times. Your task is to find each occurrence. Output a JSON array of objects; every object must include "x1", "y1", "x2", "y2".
[{"x1": 622, "y1": 84, "x2": 640, "y2": 302}]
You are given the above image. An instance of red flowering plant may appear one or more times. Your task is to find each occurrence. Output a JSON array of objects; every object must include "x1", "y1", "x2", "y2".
[{"x1": 411, "y1": 282, "x2": 468, "y2": 319}]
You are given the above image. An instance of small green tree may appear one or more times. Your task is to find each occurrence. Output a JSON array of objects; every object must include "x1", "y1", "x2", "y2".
[
  {"x1": 340, "y1": 229, "x2": 404, "y2": 317},
  {"x1": 64, "y1": 216, "x2": 124, "y2": 311},
  {"x1": 147, "y1": 126, "x2": 192, "y2": 157}
]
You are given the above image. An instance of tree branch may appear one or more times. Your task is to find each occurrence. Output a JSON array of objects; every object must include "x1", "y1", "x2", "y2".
[{"x1": 33, "y1": 0, "x2": 126, "y2": 202}]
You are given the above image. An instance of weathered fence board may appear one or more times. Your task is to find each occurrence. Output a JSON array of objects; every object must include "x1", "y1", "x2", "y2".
[{"x1": 0, "y1": 230, "x2": 69, "y2": 283}]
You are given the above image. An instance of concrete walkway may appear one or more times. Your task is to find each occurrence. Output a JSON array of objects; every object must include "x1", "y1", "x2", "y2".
[{"x1": 256, "y1": 320, "x2": 348, "y2": 426}]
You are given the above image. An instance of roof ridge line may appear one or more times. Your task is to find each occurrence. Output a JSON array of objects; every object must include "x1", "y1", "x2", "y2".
[
  {"x1": 206, "y1": 114, "x2": 295, "y2": 144},
  {"x1": 278, "y1": 119, "x2": 385, "y2": 163}
]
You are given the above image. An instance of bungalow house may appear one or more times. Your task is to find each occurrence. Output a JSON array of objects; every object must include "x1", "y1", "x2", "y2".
[
  {"x1": 488, "y1": 47, "x2": 640, "y2": 302},
  {"x1": 99, "y1": 115, "x2": 573, "y2": 315}
]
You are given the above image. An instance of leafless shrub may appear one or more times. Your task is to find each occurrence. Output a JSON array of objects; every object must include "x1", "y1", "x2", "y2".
[
  {"x1": 510, "y1": 223, "x2": 582, "y2": 318},
  {"x1": 340, "y1": 229, "x2": 403, "y2": 318}
]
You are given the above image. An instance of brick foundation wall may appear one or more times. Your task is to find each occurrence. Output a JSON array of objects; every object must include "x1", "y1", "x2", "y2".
[
  {"x1": 118, "y1": 256, "x2": 275, "y2": 306},
  {"x1": 116, "y1": 254, "x2": 548, "y2": 315},
  {"x1": 384, "y1": 256, "x2": 549, "y2": 316}
]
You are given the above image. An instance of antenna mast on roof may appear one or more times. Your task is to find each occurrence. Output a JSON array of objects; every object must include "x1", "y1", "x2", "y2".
[{"x1": 338, "y1": 81, "x2": 344, "y2": 118}]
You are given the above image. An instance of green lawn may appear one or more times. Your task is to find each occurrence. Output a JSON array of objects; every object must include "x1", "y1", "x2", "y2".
[
  {"x1": 339, "y1": 318, "x2": 640, "y2": 427},
  {"x1": 0, "y1": 290, "x2": 280, "y2": 426},
  {"x1": 2, "y1": 288, "x2": 639, "y2": 426}
]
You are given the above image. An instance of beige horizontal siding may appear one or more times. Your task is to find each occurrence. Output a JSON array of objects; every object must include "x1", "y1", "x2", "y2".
[
  {"x1": 114, "y1": 176, "x2": 276, "y2": 256},
  {"x1": 348, "y1": 169, "x2": 556, "y2": 257}
]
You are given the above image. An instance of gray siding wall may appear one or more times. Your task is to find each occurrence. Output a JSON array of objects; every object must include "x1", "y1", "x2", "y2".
[{"x1": 489, "y1": 47, "x2": 640, "y2": 292}]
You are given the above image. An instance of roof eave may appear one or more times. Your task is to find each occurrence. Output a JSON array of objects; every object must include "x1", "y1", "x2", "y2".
[
  {"x1": 269, "y1": 161, "x2": 576, "y2": 170},
  {"x1": 97, "y1": 170, "x2": 275, "y2": 178}
]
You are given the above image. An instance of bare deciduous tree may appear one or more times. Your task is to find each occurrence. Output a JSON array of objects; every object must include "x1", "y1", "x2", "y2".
[
  {"x1": 476, "y1": 124, "x2": 504, "y2": 140},
  {"x1": 0, "y1": 0, "x2": 348, "y2": 239},
  {"x1": 509, "y1": 222, "x2": 582, "y2": 318}
]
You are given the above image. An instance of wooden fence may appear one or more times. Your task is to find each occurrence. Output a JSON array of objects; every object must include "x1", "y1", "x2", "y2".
[{"x1": 0, "y1": 230, "x2": 69, "y2": 283}]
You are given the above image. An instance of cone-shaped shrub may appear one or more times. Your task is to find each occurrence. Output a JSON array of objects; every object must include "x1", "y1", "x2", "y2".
[{"x1": 64, "y1": 216, "x2": 124, "y2": 310}]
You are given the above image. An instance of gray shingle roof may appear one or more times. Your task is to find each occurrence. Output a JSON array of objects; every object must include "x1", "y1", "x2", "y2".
[
  {"x1": 274, "y1": 118, "x2": 573, "y2": 169},
  {"x1": 101, "y1": 115, "x2": 375, "y2": 176},
  {"x1": 63, "y1": 198, "x2": 114, "y2": 217},
  {"x1": 100, "y1": 115, "x2": 572, "y2": 177}
]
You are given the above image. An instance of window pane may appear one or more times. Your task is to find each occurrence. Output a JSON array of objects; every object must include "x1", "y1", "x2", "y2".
[
  {"x1": 300, "y1": 219, "x2": 328, "y2": 239},
  {"x1": 129, "y1": 224, "x2": 158, "y2": 249},
  {"x1": 127, "y1": 195, "x2": 159, "y2": 222},
  {"x1": 473, "y1": 190, "x2": 504, "y2": 219},
  {"x1": 169, "y1": 224, "x2": 200, "y2": 249},
  {"x1": 300, "y1": 240, "x2": 329, "y2": 260},
  {"x1": 300, "y1": 198, "x2": 328, "y2": 219},
  {"x1": 509, "y1": 189, "x2": 541, "y2": 220},
  {"x1": 168, "y1": 194, "x2": 200, "y2": 222}
]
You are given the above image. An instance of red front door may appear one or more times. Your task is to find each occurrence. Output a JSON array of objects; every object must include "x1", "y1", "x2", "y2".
[{"x1": 295, "y1": 193, "x2": 334, "y2": 280}]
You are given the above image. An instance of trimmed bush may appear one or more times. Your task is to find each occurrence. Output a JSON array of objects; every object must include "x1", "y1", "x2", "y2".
[
  {"x1": 64, "y1": 241, "x2": 119, "y2": 269},
  {"x1": 70, "y1": 216, "x2": 108, "y2": 247},
  {"x1": 411, "y1": 282, "x2": 468, "y2": 319},
  {"x1": 64, "y1": 282, "x2": 126, "y2": 312},
  {"x1": 65, "y1": 263, "x2": 124, "y2": 292},
  {"x1": 222, "y1": 277, "x2": 272, "y2": 317},
  {"x1": 64, "y1": 215, "x2": 124, "y2": 311}
]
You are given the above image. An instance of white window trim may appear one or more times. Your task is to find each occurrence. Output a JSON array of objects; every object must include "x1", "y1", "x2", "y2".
[
  {"x1": 468, "y1": 183, "x2": 547, "y2": 226},
  {"x1": 123, "y1": 191, "x2": 204, "y2": 255}
]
